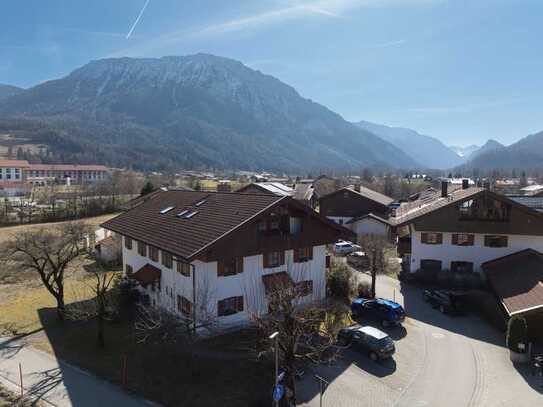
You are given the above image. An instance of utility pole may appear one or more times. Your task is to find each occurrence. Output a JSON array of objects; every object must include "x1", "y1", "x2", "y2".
[
  {"x1": 371, "y1": 248, "x2": 377, "y2": 299},
  {"x1": 315, "y1": 375, "x2": 329, "y2": 407}
]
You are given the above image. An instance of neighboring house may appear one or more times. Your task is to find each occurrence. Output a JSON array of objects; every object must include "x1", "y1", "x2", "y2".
[
  {"x1": 236, "y1": 182, "x2": 294, "y2": 196},
  {"x1": 312, "y1": 175, "x2": 343, "y2": 201},
  {"x1": 319, "y1": 185, "x2": 394, "y2": 226},
  {"x1": 95, "y1": 235, "x2": 122, "y2": 265},
  {"x1": 520, "y1": 184, "x2": 543, "y2": 197},
  {"x1": 26, "y1": 164, "x2": 108, "y2": 185},
  {"x1": 346, "y1": 213, "x2": 391, "y2": 238},
  {"x1": 293, "y1": 183, "x2": 316, "y2": 208},
  {"x1": 0, "y1": 160, "x2": 29, "y2": 196},
  {"x1": 101, "y1": 190, "x2": 352, "y2": 329},
  {"x1": 483, "y1": 249, "x2": 543, "y2": 337},
  {"x1": 392, "y1": 182, "x2": 543, "y2": 274}
]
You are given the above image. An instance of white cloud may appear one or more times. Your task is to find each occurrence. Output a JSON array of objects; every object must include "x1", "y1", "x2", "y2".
[{"x1": 110, "y1": 0, "x2": 441, "y2": 57}]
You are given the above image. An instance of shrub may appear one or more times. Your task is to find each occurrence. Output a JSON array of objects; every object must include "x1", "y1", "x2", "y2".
[
  {"x1": 357, "y1": 281, "x2": 372, "y2": 298},
  {"x1": 327, "y1": 262, "x2": 353, "y2": 303},
  {"x1": 507, "y1": 316, "x2": 529, "y2": 353}
]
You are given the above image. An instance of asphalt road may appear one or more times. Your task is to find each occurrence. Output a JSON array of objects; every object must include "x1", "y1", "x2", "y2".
[
  {"x1": 0, "y1": 336, "x2": 151, "y2": 407},
  {"x1": 298, "y1": 272, "x2": 543, "y2": 407}
]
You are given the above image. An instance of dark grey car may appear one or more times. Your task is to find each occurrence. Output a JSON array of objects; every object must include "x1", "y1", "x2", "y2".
[{"x1": 337, "y1": 324, "x2": 395, "y2": 361}]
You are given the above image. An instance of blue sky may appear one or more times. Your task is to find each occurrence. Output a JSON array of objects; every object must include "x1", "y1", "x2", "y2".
[{"x1": 1, "y1": 0, "x2": 542, "y2": 147}]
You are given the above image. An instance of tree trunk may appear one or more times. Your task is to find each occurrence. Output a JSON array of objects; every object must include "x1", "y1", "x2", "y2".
[
  {"x1": 371, "y1": 249, "x2": 377, "y2": 299},
  {"x1": 97, "y1": 299, "x2": 106, "y2": 348},
  {"x1": 56, "y1": 296, "x2": 65, "y2": 321},
  {"x1": 97, "y1": 315, "x2": 105, "y2": 348}
]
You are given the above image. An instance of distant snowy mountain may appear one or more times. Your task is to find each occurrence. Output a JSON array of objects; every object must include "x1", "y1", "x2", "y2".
[
  {"x1": 449, "y1": 144, "x2": 480, "y2": 159},
  {"x1": 355, "y1": 120, "x2": 462, "y2": 169}
]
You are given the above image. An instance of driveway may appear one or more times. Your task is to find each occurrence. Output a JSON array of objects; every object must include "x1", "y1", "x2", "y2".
[
  {"x1": 298, "y1": 273, "x2": 543, "y2": 407},
  {"x1": 0, "y1": 336, "x2": 151, "y2": 407}
]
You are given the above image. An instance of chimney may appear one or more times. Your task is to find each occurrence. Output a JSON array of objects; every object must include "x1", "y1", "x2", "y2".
[
  {"x1": 441, "y1": 181, "x2": 448, "y2": 198},
  {"x1": 354, "y1": 183, "x2": 361, "y2": 193},
  {"x1": 462, "y1": 179, "x2": 469, "y2": 190}
]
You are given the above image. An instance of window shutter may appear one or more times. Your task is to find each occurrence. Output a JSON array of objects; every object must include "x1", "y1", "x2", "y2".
[
  {"x1": 236, "y1": 257, "x2": 244, "y2": 274},
  {"x1": 437, "y1": 233, "x2": 443, "y2": 244},
  {"x1": 237, "y1": 296, "x2": 244, "y2": 312},
  {"x1": 452, "y1": 234, "x2": 458, "y2": 245},
  {"x1": 279, "y1": 251, "x2": 285, "y2": 266},
  {"x1": 308, "y1": 246, "x2": 313, "y2": 260},
  {"x1": 421, "y1": 233, "x2": 428, "y2": 243},
  {"x1": 293, "y1": 249, "x2": 300, "y2": 263},
  {"x1": 217, "y1": 261, "x2": 224, "y2": 277},
  {"x1": 468, "y1": 234, "x2": 475, "y2": 245}
]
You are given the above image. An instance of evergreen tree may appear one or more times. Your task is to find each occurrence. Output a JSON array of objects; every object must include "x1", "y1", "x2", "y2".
[{"x1": 140, "y1": 180, "x2": 155, "y2": 196}]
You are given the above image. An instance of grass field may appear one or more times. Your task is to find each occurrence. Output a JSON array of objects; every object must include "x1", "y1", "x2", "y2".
[{"x1": 0, "y1": 213, "x2": 119, "y2": 244}]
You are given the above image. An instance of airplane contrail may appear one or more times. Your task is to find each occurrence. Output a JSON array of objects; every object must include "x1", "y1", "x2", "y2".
[{"x1": 126, "y1": 0, "x2": 151, "y2": 39}]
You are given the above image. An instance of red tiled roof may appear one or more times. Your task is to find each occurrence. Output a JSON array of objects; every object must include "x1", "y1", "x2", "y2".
[
  {"x1": 483, "y1": 249, "x2": 543, "y2": 316},
  {"x1": 262, "y1": 272, "x2": 294, "y2": 295},
  {"x1": 132, "y1": 264, "x2": 161, "y2": 285},
  {"x1": 27, "y1": 164, "x2": 108, "y2": 172},
  {"x1": 0, "y1": 182, "x2": 27, "y2": 188},
  {"x1": 96, "y1": 235, "x2": 117, "y2": 247},
  {"x1": 0, "y1": 160, "x2": 29, "y2": 168}
]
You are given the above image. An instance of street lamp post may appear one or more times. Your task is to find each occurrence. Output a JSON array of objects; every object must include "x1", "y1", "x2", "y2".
[{"x1": 270, "y1": 331, "x2": 279, "y2": 407}]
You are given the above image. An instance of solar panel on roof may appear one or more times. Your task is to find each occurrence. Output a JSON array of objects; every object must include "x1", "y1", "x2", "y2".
[{"x1": 160, "y1": 206, "x2": 175, "y2": 214}]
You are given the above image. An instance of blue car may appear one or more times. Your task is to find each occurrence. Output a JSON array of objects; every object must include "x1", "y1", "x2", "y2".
[{"x1": 351, "y1": 298, "x2": 405, "y2": 327}]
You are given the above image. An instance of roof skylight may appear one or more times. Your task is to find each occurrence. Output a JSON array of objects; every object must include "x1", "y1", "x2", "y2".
[
  {"x1": 177, "y1": 209, "x2": 189, "y2": 217},
  {"x1": 185, "y1": 210, "x2": 199, "y2": 219},
  {"x1": 195, "y1": 199, "x2": 207, "y2": 207},
  {"x1": 160, "y1": 206, "x2": 174, "y2": 214}
]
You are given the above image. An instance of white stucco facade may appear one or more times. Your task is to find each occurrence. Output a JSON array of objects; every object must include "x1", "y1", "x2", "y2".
[
  {"x1": 348, "y1": 217, "x2": 389, "y2": 237},
  {"x1": 410, "y1": 228, "x2": 543, "y2": 273},
  {"x1": 121, "y1": 235, "x2": 327, "y2": 329}
]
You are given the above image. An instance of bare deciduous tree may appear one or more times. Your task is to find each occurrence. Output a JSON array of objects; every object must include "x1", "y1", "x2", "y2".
[
  {"x1": 244, "y1": 261, "x2": 346, "y2": 405},
  {"x1": 67, "y1": 268, "x2": 118, "y2": 348},
  {"x1": 2, "y1": 221, "x2": 90, "y2": 320},
  {"x1": 358, "y1": 234, "x2": 387, "y2": 298}
]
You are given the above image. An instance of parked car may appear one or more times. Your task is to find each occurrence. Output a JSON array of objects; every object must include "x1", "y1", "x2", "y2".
[
  {"x1": 422, "y1": 289, "x2": 467, "y2": 315},
  {"x1": 346, "y1": 251, "x2": 370, "y2": 269},
  {"x1": 337, "y1": 324, "x2": 395, "y2": 361},
  {"x1": 351, "y1": 297, "x2": 406, "y2": 327},
  {"x1": 333, "y1": 240, "x2": 362, "y2": 255}
]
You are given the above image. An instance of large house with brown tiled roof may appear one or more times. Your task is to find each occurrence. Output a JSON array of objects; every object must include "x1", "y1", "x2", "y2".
[
  {"x1": 318, "y1": 185, "x2": 394, "y2": 237},
  {"x1": 102, "y1": 190, "x2": 352, "y2": 329},
  {"x1": 393, "y1": 181, "x2": 543, "y2": 275}
]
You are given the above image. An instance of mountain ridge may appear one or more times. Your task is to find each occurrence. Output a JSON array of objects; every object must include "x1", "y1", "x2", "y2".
[
  {"x1": 0, "y1": 84, "x2": 23, "y2": 100},
  {"x1": 460, "y1": 131, "x2": 542, "y2": 170},
  {"x1": 0, "y1": 54, "x2": 417, "y2": 172},
  {"x1": 355, "y1": 120, "x2": 461, "y2": 169}
]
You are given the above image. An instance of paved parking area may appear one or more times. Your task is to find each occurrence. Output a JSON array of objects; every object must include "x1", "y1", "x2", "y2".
[{"x1": 298, "y1": 274, "x2": 543, "y2": 407}]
